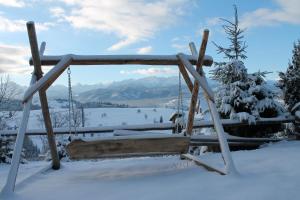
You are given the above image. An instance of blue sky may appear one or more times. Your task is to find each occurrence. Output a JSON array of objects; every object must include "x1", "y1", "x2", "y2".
[{"x1": 0, "y1": 0, "x2": 299, "y2": 86}]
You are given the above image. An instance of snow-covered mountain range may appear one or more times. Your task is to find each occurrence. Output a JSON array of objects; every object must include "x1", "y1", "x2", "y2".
[{"x1": 10, "y1": 76, "x2": 279, "y2": 108}]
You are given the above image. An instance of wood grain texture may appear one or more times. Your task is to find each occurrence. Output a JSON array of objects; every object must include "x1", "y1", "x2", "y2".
[{"x1": 66, "y1": 136, "x2": 190, "y2": 159}]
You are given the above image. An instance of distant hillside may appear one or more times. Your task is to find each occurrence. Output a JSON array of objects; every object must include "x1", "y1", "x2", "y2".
[
  {"x1": 75, "y1": 77, "x2": 192, "y2": 107},
  {"x1": 8, "y1": 76, "x2": 280, "y2": 108},
  {"x1": 0, "y1": 99, "x2": 40, "y2": 111}
]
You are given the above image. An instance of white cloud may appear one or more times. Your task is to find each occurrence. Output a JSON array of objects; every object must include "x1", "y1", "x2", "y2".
[
  {"x1": 171, "y1": 35, "x2": 191, "y2": 52},
  {"x1": 240, "y1": 0, "x2": 300, "y2": 28},
  {"x1": 58, "y1": 0, "x2": 79, "y2": 5},
  {"x1": 49, "y1": 7, "x2": 65, "y2": 19},
  {"x1": 0, "y1": 0, "x2": 25, "y2": 7},
  {"x1": 120, "y1": 67, "x2": 177, "y2": 76},
  {"x1": 205, "y1": 0, "x2": 300, "y2": 30},
  {"x1": 54, "y1": 0, "x2": 189, "y2": 50},
  {"x1": 36, "y1": 22, "x2": 56, "y2": 31},
  {"x1": 171, "y1": 43, "x2": 187, "y2": 51},
  {"x1": 0, "y1": 15, "x2": 55, "y2": 32},
  {"x1": 206, "y1": 17, "x2": 221, "y2": 26},
  {"x1": 0, "y1": 16, "x2": 25, "y2": 32},
  {"x1": 0, "y1": 44, "x2": 31, "y2": 74},
  {"x1": 137, "y1": 46, "x2": 152, "y2": 54}
]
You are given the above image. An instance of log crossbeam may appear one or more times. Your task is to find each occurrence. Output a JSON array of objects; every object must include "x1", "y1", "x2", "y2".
[{"x1": 30, "y1": 54, "x2": 213, "y2": 66}]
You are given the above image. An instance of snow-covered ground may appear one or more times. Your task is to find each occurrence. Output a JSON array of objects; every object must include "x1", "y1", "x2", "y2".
[
  {"x1": 5, "y1": 107, "x2": 182, "y2": 149},
  {"x1": 1, "y1": 141, "x2": 299, "y2": 200},
  {"x1": 10, "y1": 107, "x2": 178, "y2": 129},
  {"x1": 1, "y1": 107, "x2": 299, "y2": 199}
]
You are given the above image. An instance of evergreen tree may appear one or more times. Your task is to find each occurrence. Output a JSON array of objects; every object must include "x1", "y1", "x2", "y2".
[
  {"x1": 212, "y1": 5, "x2": 247, "y2": 60},
  {"x1": 0, "y1": 136, "x2": 14, "y2": 163},
  {"x1": 210, "y1": 5, "x2": 285, "y2": 138},
  {"x1": 0, "y1": 136, "x2": 27, "y2": 164},
  {"x1": 278, "y1": 40, "x2": 300, "y2": 111}
]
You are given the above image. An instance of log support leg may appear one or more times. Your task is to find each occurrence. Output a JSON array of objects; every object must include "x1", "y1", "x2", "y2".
[
  {"x1": 27, "y1": 21, "x2": 60, "y2": 169},
  {"x1": 177, "y1": 30, "x2": 238, "y2": 175},
  {"x1": 185, "y1": 30, "x2": 209, "y2": 136}
]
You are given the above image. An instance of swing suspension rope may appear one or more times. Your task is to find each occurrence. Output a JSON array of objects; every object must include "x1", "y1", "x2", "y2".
[
  {"x1": 67, "y1": 67, "x2": 77, "y2": 136},
  {"x1": 177, "y1": 71, "x2": 182, "y2": 115}
]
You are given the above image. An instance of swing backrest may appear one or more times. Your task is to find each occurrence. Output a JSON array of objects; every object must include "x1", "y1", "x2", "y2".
[{"x1": 66, "y1": 135, "x2": 190, "y2": 159}]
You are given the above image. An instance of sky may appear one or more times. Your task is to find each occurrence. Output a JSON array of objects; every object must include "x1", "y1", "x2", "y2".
[{"x1": 0, "y1": 0, "x2": 299, "y2": 86}]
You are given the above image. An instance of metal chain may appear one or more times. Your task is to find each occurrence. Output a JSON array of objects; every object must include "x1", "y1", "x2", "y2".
[
  {"x1": 180, "y1": 75, "x2": 185, "y2": 123},
  {"x1": 176, "y1": 71, "x2": 185, "y2": 133},
  {"x1": 177, "y1": 71, "x2": 181, "y2": 116},
  {"x1": 67, "y1": 67, "x2": 77, "y2": 136}
]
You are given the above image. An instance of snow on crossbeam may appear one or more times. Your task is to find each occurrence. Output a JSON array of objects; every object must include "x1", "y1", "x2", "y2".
[{"x1": 29, "y1": 54, "x2": 213, "y2": 66}]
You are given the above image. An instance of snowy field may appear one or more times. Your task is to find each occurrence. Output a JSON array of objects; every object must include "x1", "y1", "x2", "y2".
[
  {"x1": 1, "y1": 141, "x2": 300, "y2": 200},
  {"x1": 5, "y1": 107, "x2": 182, "y2": 149},
  {"x1": 1, "y1": 107, "x2": 299, "y2": 199},
  {"x1": 11, "y1": 107, "x2": 178, "y2": 129}
]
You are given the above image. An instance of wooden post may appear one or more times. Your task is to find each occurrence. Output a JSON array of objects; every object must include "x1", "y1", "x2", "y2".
[
  {"x1": 185, "y1": 30, "x2": 209, "y2": 135},
  {"x1": 39, "y1": 41, "x2": 46, "y2": 56},
  {"x1": 190, "y1": 43, "x2": 201, "y2": 114},
  {"x1": 186, "y1": 39, "x2": 238, "y2": 175},
  {"x1": 26, "y1": 21, "x2": 60, "y2": 170},
  {"x1": 1, "y1": 75, "x2": 36, "y2": 194},
  {"x1": 178, "y1": 63, "x2": 193, "y2": 93},
  {"x1": 81, "y1": 105, "x2": 85, "y2": 127}
]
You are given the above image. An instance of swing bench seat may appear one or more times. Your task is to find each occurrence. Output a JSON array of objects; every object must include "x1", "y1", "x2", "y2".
[
  {"x1": 66, "y1": 132, "x2": 281, "y2": 160},
  {"x1": 67, "y1": 131, "x2": 280, "y2": 160},
  {"x1": 66, "y1": 135, "x2": 190, "y2": 159}
]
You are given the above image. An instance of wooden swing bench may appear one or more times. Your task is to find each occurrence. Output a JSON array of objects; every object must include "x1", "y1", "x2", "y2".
[
  {"x1": 66, "y1": 132, "x2": 280, "y2": 160},
  {"x1": 67, "y1": 135, "x2": 190, "y2": 159}
]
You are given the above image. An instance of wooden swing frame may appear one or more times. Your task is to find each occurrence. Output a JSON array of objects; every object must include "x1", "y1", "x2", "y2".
[{"x1": 1, "y1": 21, "x2": 238, "y2": 195}]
